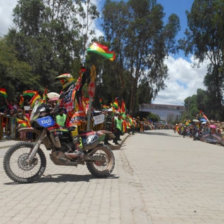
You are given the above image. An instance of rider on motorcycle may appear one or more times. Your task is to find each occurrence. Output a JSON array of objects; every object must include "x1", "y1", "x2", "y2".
[{"x1": 55, "y1": 68, "x2": 89, "y2": 159}]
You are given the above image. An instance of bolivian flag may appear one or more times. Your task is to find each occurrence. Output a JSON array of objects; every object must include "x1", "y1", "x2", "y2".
[
  {"x1": 0, "y1": 88, "x2": 7, "y2": 98},
  {"x1": 87, "y1": 42, "x2": 116, "y2": 61},
  {"x1": 23, "y1": 90, "x2": 38, "y2": 97},
  {"x1": 112, "y1": 98, "x2": 119, "y2": 109},
  {"x1": 16, "y1": 118, "x2": 29, "y2": 127},
  {"x1": 121, "y1": 100, "x2": 126, "y2": 114},
  {"x1": 29, "y1": 93, "x2": 41, "y2": 108}
]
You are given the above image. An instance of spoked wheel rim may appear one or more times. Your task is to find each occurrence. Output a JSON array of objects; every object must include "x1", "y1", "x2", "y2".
[
  {"x1": 91, "y1": 146, "x2": 114, "y2": 173},
  {"x1": 93, "y1": 151, "x2": 110, "y2": 171},
  {"x1": 8, "y1": 146, "x2": 42, "y2": 180}
]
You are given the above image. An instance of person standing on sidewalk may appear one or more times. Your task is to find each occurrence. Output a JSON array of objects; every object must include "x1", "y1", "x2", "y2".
[{"x1": 113, "y1": 113, "x2": 123, "y2": 145}]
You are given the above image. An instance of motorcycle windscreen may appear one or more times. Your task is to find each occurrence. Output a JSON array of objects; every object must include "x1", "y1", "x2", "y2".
[{"x1": 36, "y1": 116, "x2": 55, "y2": 128}]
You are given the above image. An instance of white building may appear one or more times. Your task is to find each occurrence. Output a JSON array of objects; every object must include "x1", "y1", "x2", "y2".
[{"x1": 139, "y1": 103, "x2": 185, "y2": 122}]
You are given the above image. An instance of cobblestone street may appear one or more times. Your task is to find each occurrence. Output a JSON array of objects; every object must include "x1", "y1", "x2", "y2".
[{"x1": 1, "y1": 130, "x2": 224, "y2": 224}]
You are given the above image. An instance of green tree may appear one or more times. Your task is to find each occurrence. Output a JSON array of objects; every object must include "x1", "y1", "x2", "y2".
[
  {"x1": 196, "y1": 88, "x2": 208, "y2": 114},
  {"x1": 7, "y1": 0, "x2": 99, "y2": 92},
  {"x1": 102, "y1": 0, "x2": 180, "y2": 114},
  {"x1": 0, "y1": 37, "x2": 39, "y2": 99},
  {"x1": 182, "y1": 95, "x2": 199, "y2": 120},
  {"x1": 180, "y1": 0, "x2": 224, "y2": 120}
]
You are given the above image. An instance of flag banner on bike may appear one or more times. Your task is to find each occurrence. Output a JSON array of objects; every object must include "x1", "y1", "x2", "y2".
[
  {"x1": 16, "y1": 118, "x2": 29, "y2": 127},
  {"x1": 87, "y1": 42, "x2": 116, "y2": 61},
  {"x1": 0, "y1": 88, "x2": 7, "y2": 98},
  {"x1": 23, "y1": 90, "x2": 38, "y2": 97},
  {"x1": 29, "y1": 93, "x2": 41, "y2": 108}
]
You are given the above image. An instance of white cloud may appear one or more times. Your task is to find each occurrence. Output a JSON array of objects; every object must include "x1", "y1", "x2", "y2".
[
  {"x1": 152, "y1": 56, "x2": 209, "y2": 105},
  {"x1": 0, "y1": 0, "x2": 17, "y2": 36}
]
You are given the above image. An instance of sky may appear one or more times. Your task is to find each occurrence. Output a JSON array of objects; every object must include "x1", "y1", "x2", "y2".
[{"x1": 0, "y1": 0, "x2": 209, "y2": 106}]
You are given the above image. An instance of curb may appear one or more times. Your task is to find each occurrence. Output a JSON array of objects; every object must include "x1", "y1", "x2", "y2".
[{"x1": 109, "y1": 133, "x2": 130, "y2": 150}]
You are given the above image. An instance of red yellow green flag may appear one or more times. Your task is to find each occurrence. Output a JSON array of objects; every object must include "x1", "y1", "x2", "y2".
[
  {"x1": 102, "y1": 105, "x2": 109, "y2": 110},
  {"x1": 16, "y1": 118, "x2": 29, "y2": 127},
  {"x1": 112, "y1": 98, "x2": 119, "y2": 109},
  {"x1": 42, "y1": 88, "x2": 48, "y2": 103},
  {"x1": 29, "y1": 93, "x2": 41, "y2": 108},
  {"x1": 19, "y1": 95, "x2": 24, "y2": 107},
  {"x1": 121, "y1": 100, "x2": 126, "y2": 114},
  {"x1": 0, "y1": 88, "x2": 7, "y2": 98},
  {"x1": 87, "y1": 42, "x2": 116, "y2": 61},
  {"x1": 23, "y1": 90, "x2": 38, "y2": 97}
]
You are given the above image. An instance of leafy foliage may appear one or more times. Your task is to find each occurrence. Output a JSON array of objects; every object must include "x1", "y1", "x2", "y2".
[
  {"x1": 180, "y1": 0, "x2": 224, "y2": 120},
  {"x1": 102, "y1": 0, "x2": 180, "y2": 113},
  {"x1": 0, "y1": 37, "x2": 39, "y2": 99}
]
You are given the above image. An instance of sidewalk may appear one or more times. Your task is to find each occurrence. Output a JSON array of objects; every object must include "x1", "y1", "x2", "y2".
[{"x1": 0, "y1": 140, "x2": 20, "y2": 149}]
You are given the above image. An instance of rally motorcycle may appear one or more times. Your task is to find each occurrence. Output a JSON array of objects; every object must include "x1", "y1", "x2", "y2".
[{"x1": 3, "y1": 103, "x2": 115, "y2": 183}]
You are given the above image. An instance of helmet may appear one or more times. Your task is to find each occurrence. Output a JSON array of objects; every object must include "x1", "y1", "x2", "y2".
[{"x1": 56, "y1": 73, "x2": 74, "y2": 90}]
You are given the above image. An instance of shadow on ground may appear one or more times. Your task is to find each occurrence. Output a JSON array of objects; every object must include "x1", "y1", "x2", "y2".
[
  {"x1": 4, "y1": 173, "x2": 119, "y2": 185},
  {"x1": 139, "y1": 131, "x2": 180, "y2": 137}
]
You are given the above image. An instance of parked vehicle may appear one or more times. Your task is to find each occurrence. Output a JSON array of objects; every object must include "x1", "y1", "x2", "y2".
[{"x1": 3, "y1": 102, "x2": 115, "y2": 183}]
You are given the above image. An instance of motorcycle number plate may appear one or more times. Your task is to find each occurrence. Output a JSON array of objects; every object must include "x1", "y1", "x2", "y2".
[{"x1": 37, "y1": 116, "x2": 55, "y2": 128}]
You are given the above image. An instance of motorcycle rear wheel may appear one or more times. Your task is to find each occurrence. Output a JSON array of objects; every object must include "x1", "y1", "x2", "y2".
[
  {"x1": 3, "y1": 142, "x2": 46, "y2": 183},
  {"x1": 86, "y1": 145, "x2": 115, "y2": 178}
]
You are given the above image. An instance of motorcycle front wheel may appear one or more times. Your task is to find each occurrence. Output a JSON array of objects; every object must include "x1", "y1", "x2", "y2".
[
  {"x1": 86, "y1": 145, "x2": 115, "y2": 178},
  {"x1": 3, "y1": 142, "x2": 46, "y2": 183}
]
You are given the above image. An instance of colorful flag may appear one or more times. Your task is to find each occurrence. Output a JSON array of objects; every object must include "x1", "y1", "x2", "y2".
[
  {"x1": 0, "y1": 88, "x2": 7, "y2": 98},
  {"x1": 42, "y1": 88, "x2": 48, "y2": 103},
  {"x1": 112, "y1": 98, "x2": 119, "y2": 109},
  {"x1": 121, "y1": 100, "x2": 126, "y2": 114},
  {"x1": 29, "y1": 93, "x2": 41, "y2": 108},
  {"x1": 88, "y1": 81, "x2": 95, "y2": 98},
  {"x1": 16, "y1": 118, "x2": 29, "y2": 127},
  {"x1": 19, "y1": 95, "x2": 24, "y2": 107},
  {"x1": 199, "y1": 110, "x2": 209, "y2": 122},
  {"x1": 102, "y1": 105, "x2": 109, "y2": 109},
  {"x1": 23, "y1": 114, "x2": 31, "y2": 127},
  {"x1": 23, "y1": 90, "x2": 38, "y2": 97},
  {"x1": 87, "y1": 42, "x2": 116, "y2": 61}
]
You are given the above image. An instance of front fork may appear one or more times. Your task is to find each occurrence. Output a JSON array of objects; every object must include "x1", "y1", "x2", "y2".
[{"x1": 27, "y1": 129, "x2": 47, "y2": 163}]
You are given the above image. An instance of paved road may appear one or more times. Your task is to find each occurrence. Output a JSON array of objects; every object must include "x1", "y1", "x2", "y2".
[{"x1": 1, "y1": 130, "x2": 224, "y2": 224}]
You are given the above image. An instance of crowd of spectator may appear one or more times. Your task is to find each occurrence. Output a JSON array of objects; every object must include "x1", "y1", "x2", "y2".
[{"x1": 174, "y1": 119, "x2": 224, "y2": 146}]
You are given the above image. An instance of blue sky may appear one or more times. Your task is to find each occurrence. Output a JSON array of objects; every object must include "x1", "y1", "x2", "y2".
[
  {"x1": 0, "y1": 0, "x2": 208, "y2": 106},
  {"x1": 157, "y1": 0, "x2": 194, "y2": 59}
]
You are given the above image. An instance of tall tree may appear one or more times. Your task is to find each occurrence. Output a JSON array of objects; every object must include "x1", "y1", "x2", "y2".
[
  {"x1": 0, "y1": 37, "x2": 39, "y2": 99},
  {"x1": 180, "y1": 0, "x2": 224, "y2": 120},
  {"x1": 7, "y1": 0, "x2": 99, "y2": 92},
  {"x1": 102, "y1": 0, "x2": 180, "y2": 114}
]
